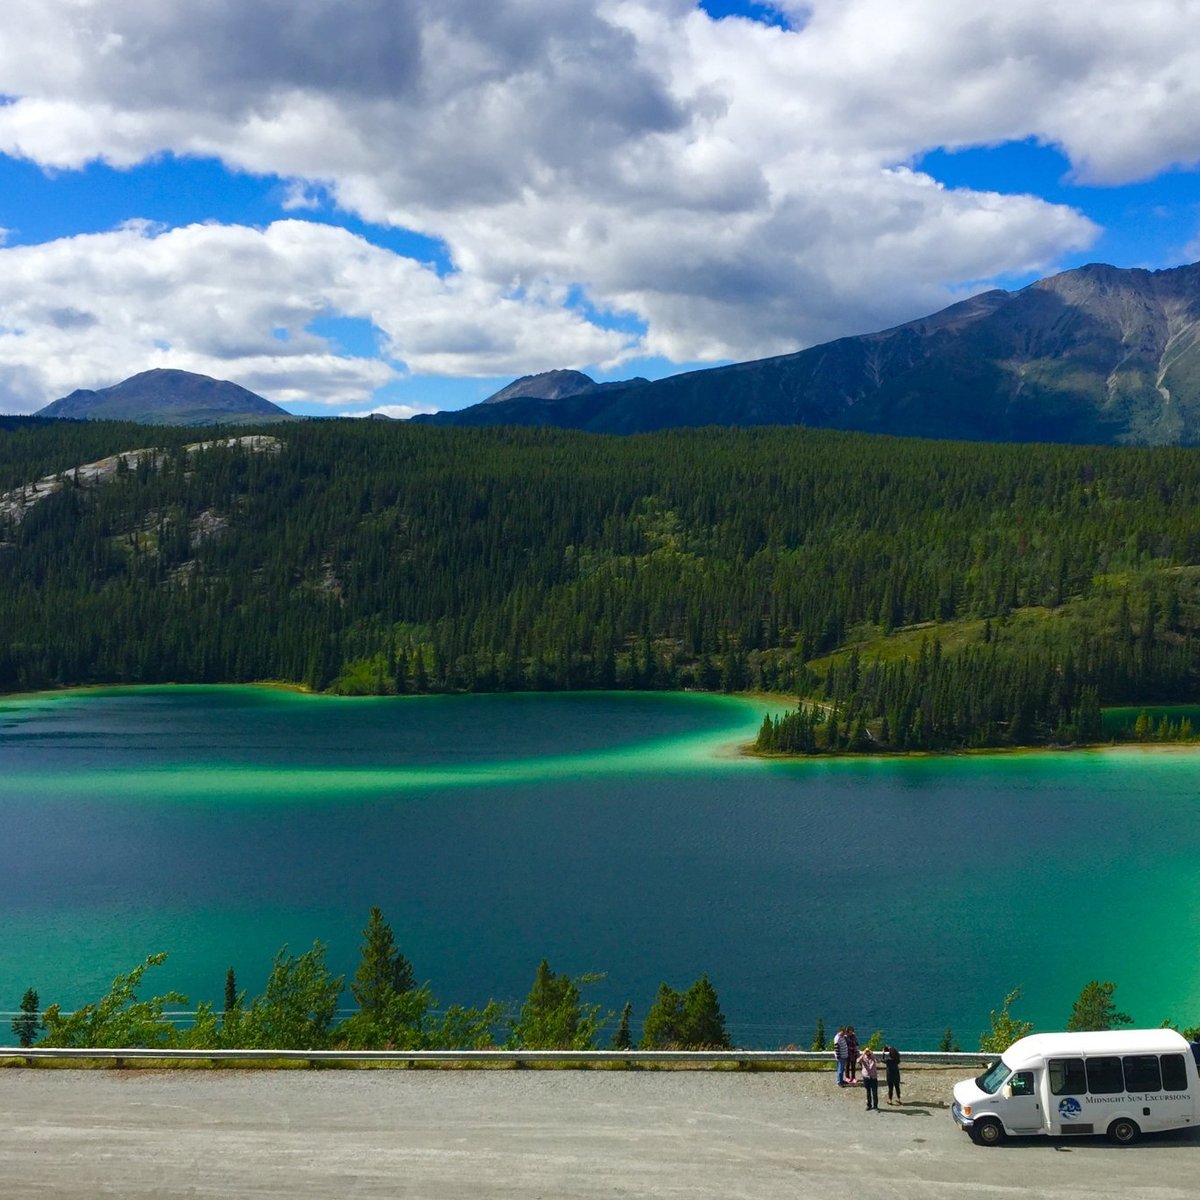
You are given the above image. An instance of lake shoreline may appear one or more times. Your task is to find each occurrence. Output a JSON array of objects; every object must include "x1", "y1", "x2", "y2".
[{"x1": 4, "y1": 680, "x2": 1196, "y2": 762}]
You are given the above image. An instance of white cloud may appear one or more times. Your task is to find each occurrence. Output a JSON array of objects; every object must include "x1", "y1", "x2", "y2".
[
  {"x1": 0, "y1": 220, "x2": 631, "y2": 412},
  {"x1": 2, "y1": 1, "x2": 1198, "y2": 390},
  {"x1": 351, "y1": 403, "x2": 439, "y2": 420}
]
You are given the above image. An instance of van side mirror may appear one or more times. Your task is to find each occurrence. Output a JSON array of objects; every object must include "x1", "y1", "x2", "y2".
[{"x1": 1001, "y1": 1083, "x2": 1013, "y2": 1099}]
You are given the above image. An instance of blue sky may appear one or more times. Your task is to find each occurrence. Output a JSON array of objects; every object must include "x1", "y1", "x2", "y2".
[{"x1": 0, "y1": 1, "x2": 1198, "y2": 416}]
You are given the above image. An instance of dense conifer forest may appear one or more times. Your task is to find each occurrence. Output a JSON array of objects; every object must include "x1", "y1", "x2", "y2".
[{"x1": 2, "y1": 415, "x2": 1200, "y2": 750}]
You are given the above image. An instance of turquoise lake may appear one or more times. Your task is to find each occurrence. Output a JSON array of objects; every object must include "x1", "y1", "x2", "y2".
[{"x1": 2, "y1": 686, "x2": 1198, "y2": 1047}]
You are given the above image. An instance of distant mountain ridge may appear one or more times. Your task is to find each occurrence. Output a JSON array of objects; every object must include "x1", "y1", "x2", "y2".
[
  {"x1": 38, "y1": 368, "x2": 293, "y2": 426},
  {"x1": 476, "y1": 368, "x2": 651, "y2": 409},
  {"x1": 482, "y1": 369, "x2": 600, "y2": 404},
  {"x1": 419, "y1": 261, "x2": 1200, "y2": 446}
]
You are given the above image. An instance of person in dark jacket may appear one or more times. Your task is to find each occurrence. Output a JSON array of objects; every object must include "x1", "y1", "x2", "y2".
[
  {"x1": 833, "y1": 1026, "x2": 849, "y2": 1086},
  {"x1": 884, "y1": 1044, "x2": 902, "y2": 1103},
  {"x1": 843, "y1": 1027, "x2": 859, "y2": 1083}
]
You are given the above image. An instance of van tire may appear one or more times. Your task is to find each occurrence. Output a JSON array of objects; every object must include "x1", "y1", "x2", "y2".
[
  {"x1": 973, "y1": 1118, "x2": 1005, "y2": 1146},
  {"x1": 1107, "y1": 1118, "x2": 1139, "y2": 1145}
]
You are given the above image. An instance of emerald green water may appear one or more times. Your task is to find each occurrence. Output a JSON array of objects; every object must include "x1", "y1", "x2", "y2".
[{"x1": 2, "y1": 686, "x2": 1198, "y2": 1046}]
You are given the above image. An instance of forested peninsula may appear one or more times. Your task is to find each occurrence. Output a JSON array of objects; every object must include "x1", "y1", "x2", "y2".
[{"x1": 2, "y1": 415, "x2": 1199, "y2": 753}]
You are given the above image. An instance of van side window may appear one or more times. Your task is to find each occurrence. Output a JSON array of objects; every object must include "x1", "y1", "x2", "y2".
[
  {"x1": 1122, "y1": 1055, "x2": 1161, "y2": 1092},
  {"x1": 1049, "y1": 1058, "x2": 1086, "y2": 1095},
  {"x1": 1085, "y1": 1056, "x2": 1124, "y2": 1094},
  {"x1": 1161, "y1": 1054, "x2": 1189, "y2": 1091},
  {"x1": 1010, "y1": 1071, "x2": 1035, "y2": 1097}
]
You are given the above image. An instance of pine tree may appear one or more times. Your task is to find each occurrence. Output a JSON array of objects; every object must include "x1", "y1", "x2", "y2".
[
  {"x1": 1066, "y1": 980, "x2": 1133, "y2": 1032},
  {"x1": 613, "y1": 1002, "x2": 633, "y2": 1050},
  {"x1": 509, "y1": 960, "x2": 602, "y2": 1050},
  {"x1": 756, "y1": 713, "x2": 775, "y2": 750},
  {"x1": 352, "y1": 907, "x2": 415, "y2": 1016},
  {"x1": 224, "y1": 967, "x2": 237, "y2": 1015},
  {"x1": 682, "y1": 975, "x2": 730, "y2": 1049},
  {"x1": 640, "y1": 983, "x2": 686, "y2": 1048},
  {"x1": 811, "y1": 1016, "x2": 827, "y2": 1051},
  {"x1": 11, "y1": 988, "x2": 39, "y2": 1048}
]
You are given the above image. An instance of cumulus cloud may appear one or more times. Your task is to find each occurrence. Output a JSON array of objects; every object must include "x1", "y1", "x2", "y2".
[
  {"x1": 0, "y1": 221, "x2": 630, "y2": 412},
  {"x1": 1, "y1": 0, "x2": 1196, "y2": 391},
  {"x1": 355, "y1": 403, "x2": 440, "y2": 420}
]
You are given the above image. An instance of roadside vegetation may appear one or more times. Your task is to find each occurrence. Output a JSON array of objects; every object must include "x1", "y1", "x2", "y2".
[
  {"x1": 7, "y1": 911, "x2": 1196, "y2": 1057},
  {"x1": 5, "y1": 908, "x2": 730, "y2": 1055}
]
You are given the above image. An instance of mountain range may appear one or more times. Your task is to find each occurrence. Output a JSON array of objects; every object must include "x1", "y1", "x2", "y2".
[
  {"x1": 29, "y1": 260, "x2": 1200, "y2": 445},
  {"x1": 37, "y1": 368, "x2": 293, "y2": 426},
  {"x1": 418, "y1": 260, "x2": 1200, "y2": 446}
]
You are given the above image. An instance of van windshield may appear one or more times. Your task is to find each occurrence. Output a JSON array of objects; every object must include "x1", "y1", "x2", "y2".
[{"x1": 976, "y1": 1060, "x2": 1011, "y2": 1095}]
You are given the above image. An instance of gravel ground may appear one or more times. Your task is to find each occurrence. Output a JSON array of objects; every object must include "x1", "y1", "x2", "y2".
[{"x1": 1, "y1": 1065, "x2": 1197, "y2": 1199}]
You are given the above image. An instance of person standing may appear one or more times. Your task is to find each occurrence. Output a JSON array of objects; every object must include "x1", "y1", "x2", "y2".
[
  {"x1": 833, "y1": 1026, "x2": 848, "y2": 1086},
  {"x1": 858, "y1": 1046, "x2": 880, "y2": 1110},
  {"x1": 884, "y1": 1044, "x2": 902, "y2": 1104},
  {"x1": 843, "y1": 1026, "x2": 859, "y2": 1084}
]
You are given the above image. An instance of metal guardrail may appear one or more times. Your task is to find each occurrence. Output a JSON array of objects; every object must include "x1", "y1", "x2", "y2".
[{"x1": 0, "y1": 1047, "x2": 991, "y2": 1067}]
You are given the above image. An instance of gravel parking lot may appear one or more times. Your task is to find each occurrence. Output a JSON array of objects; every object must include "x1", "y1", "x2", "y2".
[{"x1": 1, "y1": 1065, "x2": 1197, "y2": 1199}]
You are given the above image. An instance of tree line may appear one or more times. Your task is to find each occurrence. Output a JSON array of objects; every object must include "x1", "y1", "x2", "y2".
[
  {"x1": 12, "y1": 919, "x2": 1194, "y2": 1055},
  {"x1": 4, "y1": 417, "x2": 1200, "y2": 748},
  {"x1": 7, "y1": 907, "x2": 730, "y2": 1053}
]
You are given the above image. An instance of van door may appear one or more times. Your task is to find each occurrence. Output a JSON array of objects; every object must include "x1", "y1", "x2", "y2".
[
  {"x1": 1146, "y1": 1053, "x2": 1195, "y2": 1131},
  {"x1": 1003, "y1": 1069, "x2": 1043, "y2": 1132}
]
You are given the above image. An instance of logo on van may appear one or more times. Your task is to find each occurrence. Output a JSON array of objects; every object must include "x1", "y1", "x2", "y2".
[{"x1": 1058, "y1": 1097, "x2": 1082, "y2": 1121}]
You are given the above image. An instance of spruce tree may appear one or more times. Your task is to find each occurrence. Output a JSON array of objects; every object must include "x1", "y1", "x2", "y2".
[
  {"x1": 612, "y1": 1002, "x2": 633, "y2": 1050},
  {"x1": 352, "y1": 907, "x2": 415, "y2": 1016},
  {"x1": 682, "y1": 975, "x2": 730, "y2": 1049},
  {"x1": 811, "y1": 1016, "x2": 827, "y2": 1051},
  {"x1": 1066, "y1": 980, "x2": 1133, "y2": 1032},
  {"x1": 224, "y1": 967, "x2": 237, "y2": 1015},
  {"x1": 509, "y1": 960, "x2": 601, "y2": 1050},
  {"x1": 641, "y1": 983, "x2": 686, "y2": 1048},
  {"x1": 11, "y1": 988, "x2": 39, "y2": 1048}
]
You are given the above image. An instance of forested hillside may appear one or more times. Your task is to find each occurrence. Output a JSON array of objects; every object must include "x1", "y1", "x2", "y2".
[{"x1": 2, "y1": 416, "x2": 1199, "y2": 750}]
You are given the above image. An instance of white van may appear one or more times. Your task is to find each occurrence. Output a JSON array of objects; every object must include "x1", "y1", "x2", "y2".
[{"x1": 952, "y1": 1029, "x2": 1200, "y2": 1145}]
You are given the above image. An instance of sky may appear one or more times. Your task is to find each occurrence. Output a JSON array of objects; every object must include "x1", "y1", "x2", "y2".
[{"x1": 1, "y1": 0, "x2": 1199, "y2": 419}]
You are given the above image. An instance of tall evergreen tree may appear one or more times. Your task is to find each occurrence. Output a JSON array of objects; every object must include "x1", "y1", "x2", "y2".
[
  {"x1": 1066, "y1": 980, "x2": 1133, "y2": 1032},
  {"x1": 509, "y1": 960, "x2": 603, "y2": 1050},
  {"x1": 612, "y1": 1001, "x2": 634, "y2": 1050},
  {"x1": 11, "y1": 987, "x2": 39, "y2": 1048},
  {"x1": 682, "y1": 975, "x2": 730, "y2": 1049},
  {"x1": 641, "y1": 983, "x2": 686, "y2": 1048},
  {"x1": 351, "y1": 907, "x2": 415, "y2": 1015}
]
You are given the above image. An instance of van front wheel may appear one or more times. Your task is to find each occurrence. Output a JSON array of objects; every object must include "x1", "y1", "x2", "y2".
[
  {"x1": 973, "y1": 1118, "x2": 1004, "y2": 1146},
  {"x1": 1107, "y1": 1118, "x2": 1140, "y2": 1145}
]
